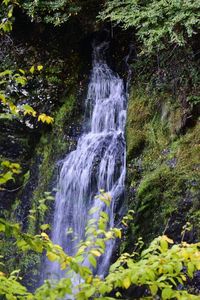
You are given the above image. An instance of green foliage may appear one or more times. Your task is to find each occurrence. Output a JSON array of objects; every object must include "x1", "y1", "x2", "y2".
[
  {"x1": 28, "y1": 191, "x2": 54, "y2": 224},
  {"x1": 0, "y1": 0, "x2": 82, "y2": 30},
  {"x1": 22, "y1": 0, "x2": 81, "y2": 26},
  {"x1": 0, "y1": 67, "x2": 54, "y2": 125},
  {"x1": 0, "y1": 160, "x2": 21, "y2": 187},
  {"x1": 106, "y1": 236, "x2": 200, "y2": 299},
  {"x1": 0, "y1": 0, "x2": 19, "y2": 33},
  {"x1": 0, "y1": 193, "x2": 200, "y2": 299},
  {"x1": 187, "y1": 95, "x2": 200, "y2": 109},
  {"x1": 100, "y1": 0, "x2": 200, "y2": 53}
]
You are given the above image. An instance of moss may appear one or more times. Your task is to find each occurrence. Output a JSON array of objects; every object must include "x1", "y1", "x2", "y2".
[
  {"x1": 126, "y1": 90, "x2": 151, "y2": 159},
  {"x1": 175, "y1": 122, "x2": 200, "y2": 238},
  {"x1": 134, "y1": 165, "x2": 184, "y2": 242},
  {"x1": 126, "y1": 87, "x2": 200, "y2": 248},
  {"x1": 169, "y1": 106, "x2": 184, "y2": 135},
  {"x1": 142, "y1": 117, "x2": 170, "y2": 171},
  {"x1": 173, "y1": 123, "x2": 200, "y2": 171}
]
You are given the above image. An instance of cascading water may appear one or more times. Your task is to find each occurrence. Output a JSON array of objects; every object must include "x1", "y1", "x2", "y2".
[{"x1": 46, "y1": 42, "x2": 127, "y2": 279}]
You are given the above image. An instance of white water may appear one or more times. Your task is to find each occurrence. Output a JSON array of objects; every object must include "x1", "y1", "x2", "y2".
[{"x1": 46, "y1": 42, "x2": 127, "y2": 279}]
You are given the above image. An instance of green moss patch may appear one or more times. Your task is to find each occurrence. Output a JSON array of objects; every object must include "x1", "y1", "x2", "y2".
[{"x1": 126, "y1": 87, "x2": 200, "y2": 247}]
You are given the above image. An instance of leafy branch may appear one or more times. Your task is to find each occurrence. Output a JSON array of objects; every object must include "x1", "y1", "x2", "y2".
[{"x1": 0, "y1": 193, "x2": 200, "y2": 299}]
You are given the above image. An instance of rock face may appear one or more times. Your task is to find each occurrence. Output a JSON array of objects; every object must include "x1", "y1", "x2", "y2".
[{"x1": 125, "y1": 88, "x2": 200, "y2": 250}]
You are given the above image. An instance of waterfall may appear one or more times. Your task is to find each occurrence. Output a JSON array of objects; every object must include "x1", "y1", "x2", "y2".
[{"x1": 46, "y1": 42, "x2": 127, "y2": 279}]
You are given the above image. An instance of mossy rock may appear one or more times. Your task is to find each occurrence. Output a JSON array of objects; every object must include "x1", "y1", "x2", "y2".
[
  {"x1": 126, "y1": 90, "x2": 152, "y2": 159},
  {"x1": 126, "y1": 87, "x2": 200, "y2": 249}
]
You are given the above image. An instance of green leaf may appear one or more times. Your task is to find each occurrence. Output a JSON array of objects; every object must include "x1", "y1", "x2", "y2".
[
  {"x1": 31, "y1": 240, "x2": 43, "y2": 253},
  {"x1": 29, "y1": 66, "x2": 35, "y2": 74},
  {"x1": 100, "y1": 211, "x2": 109, "y2": 220},
  {"x1": 15, "y1": 75, "x2": 27, "y2": 85},
  {"x1": 22, "y1": 104, "x2": 36, "y2": 117},
  {"x1": 24, "y1": 171, "x2": 30, "y2": 182},
  {"x1": 90, "y1": 249, "x2": 101, "y2": 257},
  {"x1": 19, "y1": 69, "x2": 25, "y2": 75},
  {"x1": 162, "y1": 288, "x2": 173, "y2": 300},
  {"x1": 39, "y1": 203, "x2": 48, "y2": 212},
  {"x1": 149, "y1": 284, "x2": 158, "y2": 295},
  {"x1": 89, "y1": 207, "x2": 99, "y2": 215},
  {"x1": 0, "y1": 171, "x2": 14, "y2": 184},
  {"x1": 40, "y1": 224, "x2": 50, "y2": 231},
  {"x1": 88, "y1": 254, "x2": 97, "y2": 268},
  {"x1": 85, "y1": 286, "x2": 95, "y2": 298},
  {"x1": 47, "y1": 252, "x2": 58, "y2": 262},
  {"x1": 1, "y1": 160, "x2": 10, "y2": 167},
  {"x1": 0, "y1": 70, "x2": 12, "y2": 77},
  {"x1": 146, "y1": 269, "x2": 155, "y2": 281},
  {"x1": 174, "y1": 261, "x2": 182, "y2": 274},
  {"x1": 160, "y1": 239, "x2": 168, "y2": 252},
  {"x1": 188, "y1": 262, "x2": 195, "y2": 278},
  {"x1": 115, "y1": 292, "x2": 122, "y2": 298},
  {"x1": 8, "y1": 8, "x2": 13, "y2": 18},
  {"x1": 0, "y1": 223, "x2": 5, "y2": 232},
  {"x1": 46, "y1": 195, "x2": 54, "y2": 200},
  {"x1": 96, "y1": 239, "x2": 105, "y2": 250},
  {"x1": 123, "y1": 276, "x2": 131, "y2": 289},
  {"x1": 37, "y1": 65, "x2": 43, "y2": 71},
  {"x1": 16, "y1": 239, "x2": 30, "y2": 251},
  {"x1": 99, "y1": 283, "x2": 108, "y2": 294}
]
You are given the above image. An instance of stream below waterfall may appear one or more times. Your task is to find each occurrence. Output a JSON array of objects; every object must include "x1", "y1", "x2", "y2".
[{"x1": 45, "y1": 42, "x2": 127, "y2": 280}]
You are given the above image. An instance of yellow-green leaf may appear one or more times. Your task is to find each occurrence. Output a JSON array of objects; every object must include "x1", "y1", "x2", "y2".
[
  {"x1": 40, "y1": 224, "x2": 50, "y2": 231},
  {"x1": 149, "y1": 284, "x2": 158, "y2": 295},
  {"x1": 90, "y1": 249, "x2": 101, "y2": 257},
  {"x1": 162, "y1": 288, "x2": 173, "y2": 300},
  {"x1": 37, "y1": 65, "x2": 43, "y2": 71},
  {"x1": 38, "y1": 113, "x2": 54, "y2": 124},
  {"x1": 88, "y1": 254, "x2": 97, "y2": 268},
  {"x1": 29, "y1": 66, "x2": 35, "y2": 74},
  {"x1": 47, "y1": 252, "x2": 58, "y2": 262},
  {"x1": 123, "y1": 277, "x2": 131, "y2": 289}
]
